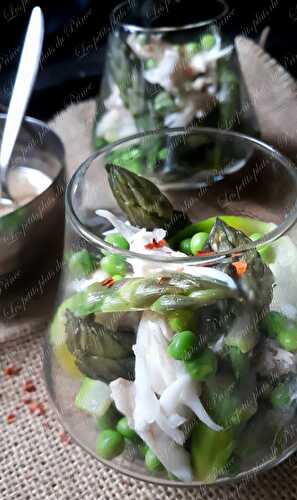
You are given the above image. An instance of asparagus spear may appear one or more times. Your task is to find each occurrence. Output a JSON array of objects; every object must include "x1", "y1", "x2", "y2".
[
  {"x1": 69, "y1": 273, "x2": 240, "y2": 317},
  {"x1": 106, "y1": 164, "x2": 191, "y2": 236},
  {"x1": 65, "y1": 310, "x2": 135, "y2": 381}
]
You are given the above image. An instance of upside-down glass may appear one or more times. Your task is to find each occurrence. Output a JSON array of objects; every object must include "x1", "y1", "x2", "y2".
[
  {"x1": 93, "y1": 0, "x2": 257, "y2": 161},
  {"x1": 45, "y1": 128, "x2": 297, "y2": 486}
]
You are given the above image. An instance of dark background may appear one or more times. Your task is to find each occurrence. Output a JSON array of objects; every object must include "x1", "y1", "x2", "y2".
[{"x1": 0, "y1": 0, "x2": 295, "y2": 121}]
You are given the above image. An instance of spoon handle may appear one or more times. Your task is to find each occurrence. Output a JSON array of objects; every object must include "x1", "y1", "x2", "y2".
[{"x1": 0, "y1": 7, "x2": 44, "y2": 171}]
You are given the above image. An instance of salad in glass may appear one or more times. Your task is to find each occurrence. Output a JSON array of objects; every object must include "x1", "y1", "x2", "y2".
[
  {"x1": 46, "y1": 129, "x2": 297, "y2": 485},
  {"x1": 93, "y1": 0, "x2": 257, "y2": 176}
]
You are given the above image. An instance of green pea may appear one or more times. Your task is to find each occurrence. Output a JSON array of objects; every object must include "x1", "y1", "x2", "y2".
[
  {"x1": 138, "y1": 443, "x2": 149, "y2": 458},
  {"x1": 184, "y1": 349, "x2": 217, "y2": 381},
  {"x1": 112, "y1": 274, "x2": 123, "y2": 281},
  {"x1": 95, "y1": 136, "x2": 108, "y2": 150},
  {"x1": 270, "y1": 383, "x2": 291, "y2": 409},
  {"x1": 200, "y1": 33, "x2": 215, "y2": 50},
  {"x1": 105, "y1": 233, "x2": 129, "y2": 250},
  {"x1": 145, "y1": 449, "x2": 164, "y2": 472},
  {"x1": 250, "y1": 233, "x2": 275, "y2": 264},
  {"x1": 145, "y1": 58, "x2": 157, "y2": 69},
  {"x1": 186, "y1": 42, "x2": 200, "y2": 55},
  {"x1": 96, "y1": 406, "x2": 121, "y2": 431},
  {"x1": 116, "y1": 417, "x2": 139, "y2": 441},
  {"x1": 68, "y1": 249, "x2": 96, "y2": 277},
  {"x1": 179, "y1": 238, "x2": 192, "y2": 255},
  {"x1": 190, "y1": 232, "x2": 209, "y2": 255},
  {"x1": 96, "y1": 430, "x2": 125, "y2": 459},
  {"x1": 167, "y1": 309, "x2": 194, "y2": 332},
  {"x1": 277, "y1": 327, "x2": 297, "y2": 352},
  {"x1": 158, "y1": 148, "x2": 167, "y2": 160},
  {"x1": 101, "y1": 254, "x2": 127, "y2": 276},
  {"x1": 167, "y1": 330, "x2": 197, "y2": 361},
  {"x1": 261, "y1": 311, "x2": 289, "y2": 339}
]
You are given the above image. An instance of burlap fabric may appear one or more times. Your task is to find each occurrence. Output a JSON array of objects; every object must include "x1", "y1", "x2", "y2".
[{"x1": 1, "y1": 100, "x2": 297, "y2": 499}]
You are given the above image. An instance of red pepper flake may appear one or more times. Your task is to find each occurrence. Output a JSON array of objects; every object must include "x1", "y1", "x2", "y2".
[
  {"x1": 100, "y1": 277, "x2": 115, "y2": 288},
  {"x1": 4, "y1": 365, "x2": 21, "y2": 376},
  {"x1": 6, "y1": 413, "x2": 16, "y2": 424},
  {"x1": 60, "y1": 432, "x2": 71, "y2": 445},
  {"x1": 27, "y1": 401, "x2": 46, "y2": 416},
  {"x1": 145, "y1": 238, "x2": 166, "y2": 250},
  {"x1": 15, "y1": 404, "x2": 21, "y2": 411},
  {"x1": 23, "y1": 380, "x2": 36, "y2": 393},
  {"x1": 196, "y1": 251, "x2": 214, "y2": 257},
  {"x1": 232, "y1": 260, "x2": 247, "y2": 277},
  {"x1": 22, "y1": 398, "x2": 32, "y2": 405}
]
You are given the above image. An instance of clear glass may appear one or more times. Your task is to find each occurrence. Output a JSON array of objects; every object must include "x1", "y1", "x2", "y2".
[
  {"x1": 93, "y1": 0, "x2": 257, "y2": 154},
  {"x1": 45, "y1": 128, "x2": 297, "y2": 487}
]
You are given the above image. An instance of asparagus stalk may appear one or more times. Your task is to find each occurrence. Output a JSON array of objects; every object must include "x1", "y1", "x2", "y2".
[
  {"x1": 70, "y1": 273, "x2": 240, "y2": 317},
  {"x1": 106, "y1": 164, "x2": 191, "y2": 236}
]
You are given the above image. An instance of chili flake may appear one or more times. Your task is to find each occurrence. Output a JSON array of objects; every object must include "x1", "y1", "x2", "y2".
[
  {"x1": 232, "y1": 260, "x2": 247, "y2": 277},
  {"x1": 196, "y1": 251, "x2": 214, "y2": 257},
  {"x1": 145, "y1": 238, "x2": 166, "y2": 250},
  {"x1": 23, "y1": 380, "x2": 36, "y2": 393},
  {"x1": 60, "y1": 432, "x2": 71, "y2": 445},
  {"x1": 6, "y1": 413, "x2": 16, "y2": 424},
  {"x1": 100, "y1": 277, "x2": 115, "y2": 288},
  {"x1": 27, "y1": 401, "x2": 46, "y2": 416},
  {"x1": 4, "y1": 366, "x2": 21, "y2": 376}
]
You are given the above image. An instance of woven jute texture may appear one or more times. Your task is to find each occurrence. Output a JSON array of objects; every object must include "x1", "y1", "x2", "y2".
[
  {"x1": 2, "y1": 330, "x2": 297, "y2": 500},
  {"x1": 2, "y1": 98, "x2": 297, "y2": 499}
]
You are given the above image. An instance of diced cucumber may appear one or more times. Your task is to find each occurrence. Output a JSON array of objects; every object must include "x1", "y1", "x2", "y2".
[{"x1": 75, "y1": 377, "x2": 112, "y2": 418}]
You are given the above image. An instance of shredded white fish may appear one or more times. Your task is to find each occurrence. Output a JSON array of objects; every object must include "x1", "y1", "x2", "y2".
[
  {"x1": 110, "y1": 311, "x2": 222, "y2": 479},
  {"x1": 95, "y1": 211, "x2": 237, "y2": 291}
]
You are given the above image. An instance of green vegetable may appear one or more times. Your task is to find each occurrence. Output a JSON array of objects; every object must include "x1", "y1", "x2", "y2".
[
  {"x1": 154, "y1": 91, "x2": 176, "y2": 115},
  {"x1": 105, "y1": 233, "x2": 129, "y2": 250},
  {"x1": 96, "y1": 406, "x2": 121, "y2": 430},
  {"x1": 112, "y1": 274, "x2": 123, "y2": 281},
  {"x1": 116, "y1": 417, "x2": 139, "y2": 441},
  {"x1": 225, "y1": 326, "x2": 259, "y2": 354},
  {"x1": 96, "y1": 430, "x2": 125, "y2": 460},
  {"x1": 145, "y1": 58, "x2": 157, "y2": 69},
  {"x1": 191, "y1": 422, "x2": 235, "y2": 481},
  {"x1": 205, "y1": 375, "x2": 257, "y2": 428},
  {"x1": 184, "y1": 349, "x2": 217, "y2": 381},
  {"x1": 158, "y1": 147, "x2": 167, "y2": 160},
  {"x1": 145, "y1": 449, "x2": 164, "y2": 472},
  {"x1": 167, "y1": 331, "x2": 197, "y2": 361},
  {"x1": 167, "y1": 308, "x2": 194, "y2": 332},
  {"x1": 277, "y1": 327, "x2": 297, "y2": 352},
  {"x1": 190, "y1": 232, "x2": 209, "y2": 255},
  {"x1": 94, "y1": 136, "x2": 108, "y2": 150},
  {"x1": 250, "y1": 233, "x2": 275, "y2": 264},
  {"x1": 75, "y1": 377, "x2": 111, "y2": 417},
  {"x1": 106, "y1": 164, "x2": 190, "y2": 237},
  {"x1": 168, "y1": 215, "x2": 273, "y2": 248},
  {"x1": 270, "y1": 383, "x2": 291, "y2": 409},
  {"x1": 152, "y1": 288, "x2": 237, "y2": 313},
  {"x1": 101, "y1": 254, "x2": 127, "y2": 276},
  {"x1": 186, "y1": 42, "x2": 200, "y2": 56},
  {"x1": 138, "y1": 443, "x2": 149, "y2": 458},
  {"x1": 229, "y1": 347, "x2": 250, "y2": 379},
  {"x1": 65, "y1": 310, "x2": 135, "y2": 381},
  {"x1": 200, "y1": 33, "x2": 216, "y2": 50},
  {"x1": 261, "y1": 311, "x2": 289, "y2": 339},
  {"x1": 179, "y1": 238, "x2": 192, "y2": 254},
  {"x1": 68, "y1": 249, "x2": 96, "y2": 277}
]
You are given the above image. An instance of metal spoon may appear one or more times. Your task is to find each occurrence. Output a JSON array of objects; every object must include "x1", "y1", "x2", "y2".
[{"x1": 0, "y1": 7, "x2": 44, "y2": 206}]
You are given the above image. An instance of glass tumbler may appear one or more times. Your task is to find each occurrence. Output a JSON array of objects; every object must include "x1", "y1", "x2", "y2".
[
  {"x1": 93, "y1": 0, "x2": 257, "y2": 154},
  {"x1": 45, "y1": 128, "x2": 297, "y2": 487}
]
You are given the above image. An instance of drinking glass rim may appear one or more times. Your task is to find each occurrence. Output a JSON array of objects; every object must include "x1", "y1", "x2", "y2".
[
  {"x1": 66, "y1": 127, "x2": 297, "y2": 265},
  {"x1": 112, "y1": 0, "x2": 229, "y2": 33}
]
